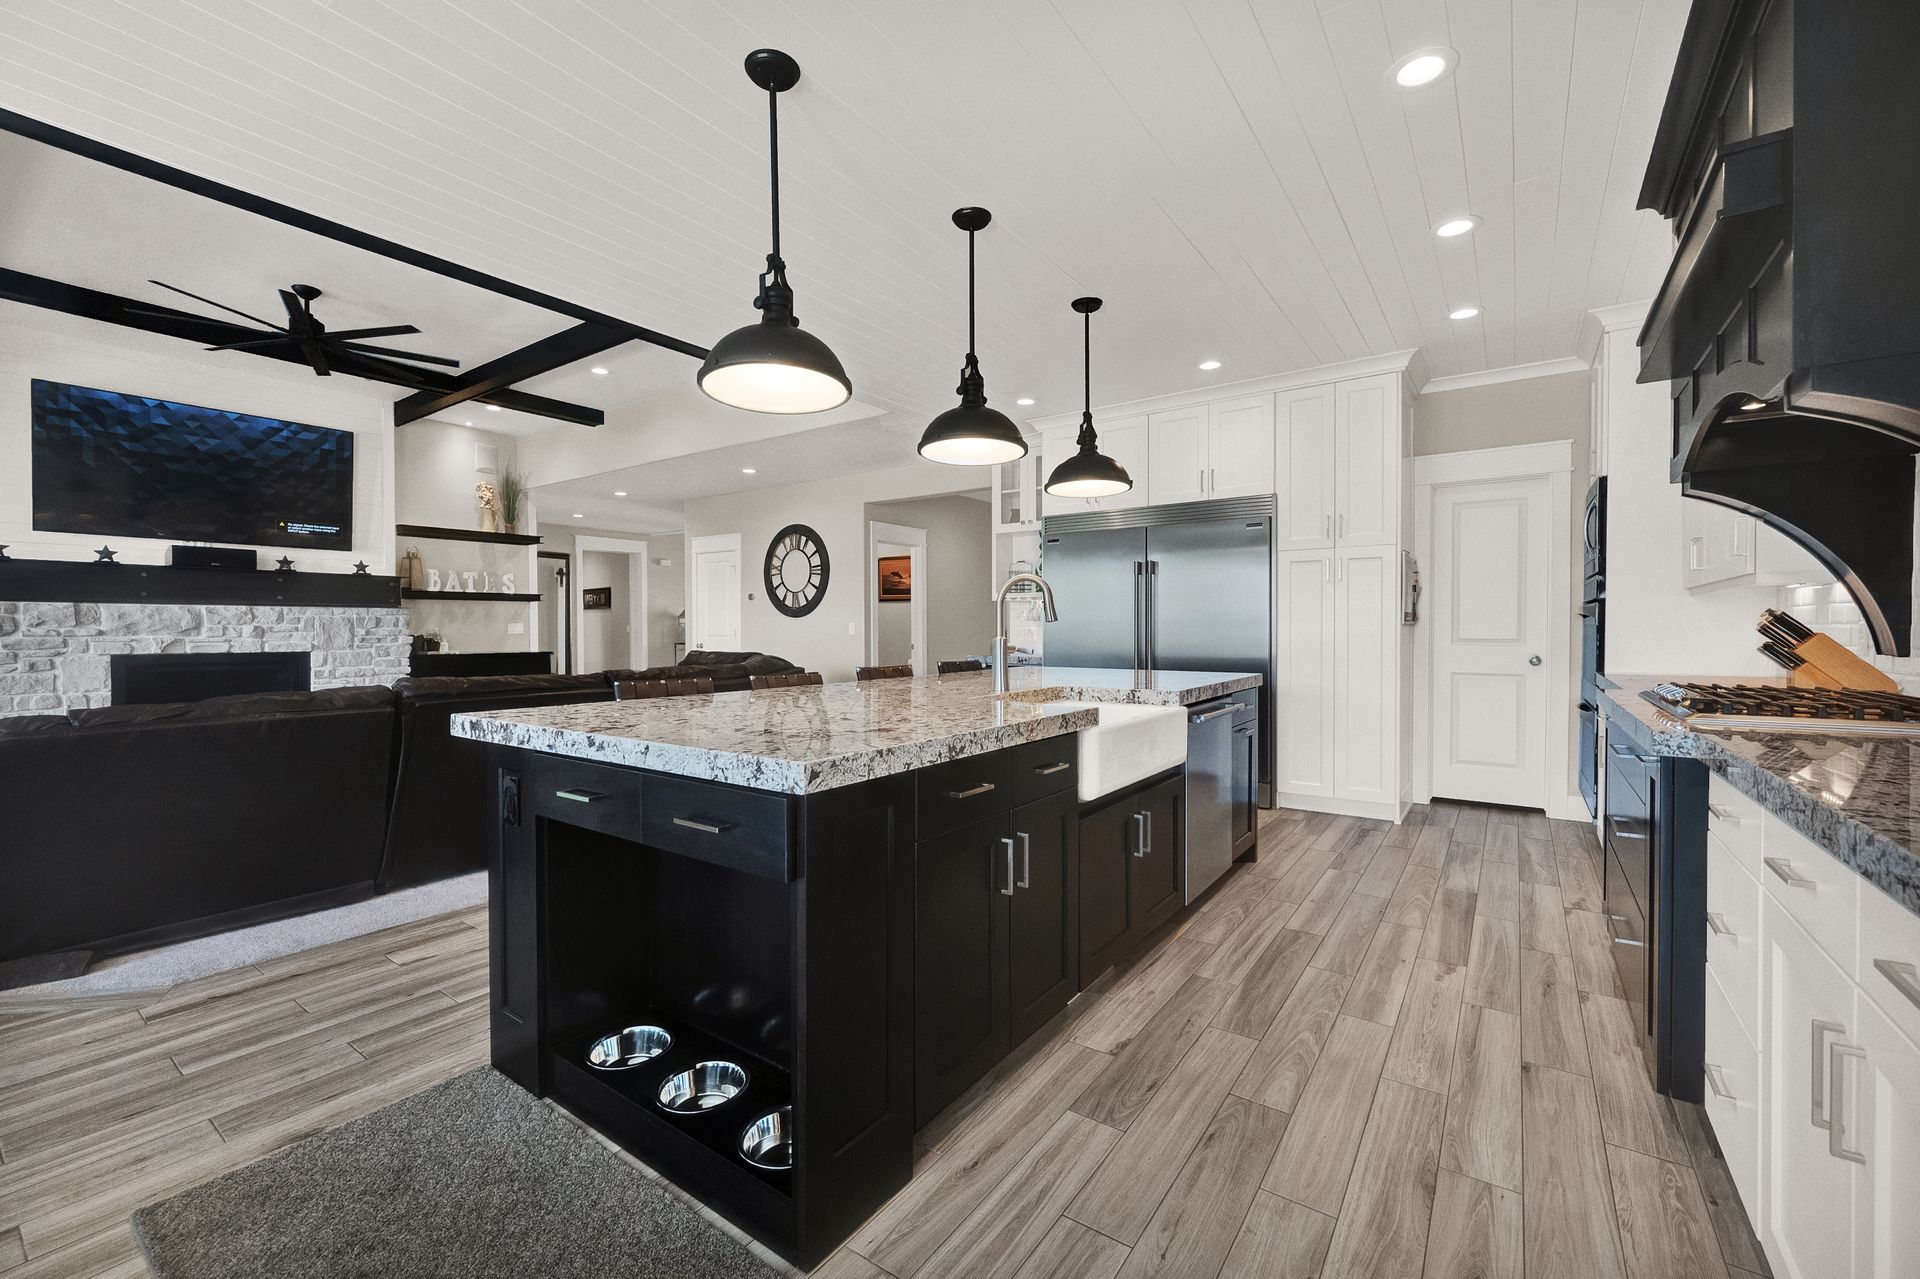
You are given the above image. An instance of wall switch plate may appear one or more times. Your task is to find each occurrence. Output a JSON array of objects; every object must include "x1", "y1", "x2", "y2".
[{"x1": 848, "y1": 622, "x2": 856, "y2": 635}]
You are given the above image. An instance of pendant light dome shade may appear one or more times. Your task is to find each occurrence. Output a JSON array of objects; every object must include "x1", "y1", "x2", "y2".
[
  {"x1": 918, "y1": 207, "x2": 1028, "y2": 465},
  {"x1": 1045, "y1": 297, "x2": 1132, "y2": 498},
  {"x1": 698, "y1": 50, "x2": 852, "y2": 415}
]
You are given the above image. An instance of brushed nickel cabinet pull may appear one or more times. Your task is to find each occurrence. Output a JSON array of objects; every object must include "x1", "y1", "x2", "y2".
[
  {"x1": 1705, "y1": 1063, "x2": 1734, "y2": 1101},
  {"x1": 1811, "y1": 1019, "x2": 1845, "y2": 1128},
  {"x1": 1017, "y1": 831, "x2": 1032, "y2": 889},
  {"x1": 1132, "y1": 812, "x2": 1148, "y2": 858},
  {"x1": 1766, "y1": 857, "x2": 1816, "y2": 888},
  {"x1": 555, "y1": 788, "x2": 608, "y2": 804},
  {"x1": 1828, "y1": 1041, "x2": 1866, "y2": 1164},
  {"x1": 1034, "y1": 761, "x2": 1071, "y2": 776},
  {"x1": 1873, "y1": 958, "x2": 1920, "y2": 1011},
  {"x1": 1000, "y1": 837, "x2": 1016, "y2": 896},
  {"x1": 1707, "y1": 912, "x2": 1734, "y2": 937},
  {"x1": 947, "y1": 782, "x2": 997, "y2": 799},
  {"x1": 672, "y1": 816, "x2": 731, "y2": 835},
  {"x1": 1707, "y1": 803, "x2": 1742, "y2": 825}
]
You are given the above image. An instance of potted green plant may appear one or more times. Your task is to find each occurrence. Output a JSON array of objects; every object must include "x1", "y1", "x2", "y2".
[{"x1": 497, "y1": 468, "x2": 527, "y2": 535}]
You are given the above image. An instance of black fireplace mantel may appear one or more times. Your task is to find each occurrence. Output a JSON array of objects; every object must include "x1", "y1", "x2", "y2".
[{"x1": 0, "y1": 558, "x2": 401, "y2": 608}]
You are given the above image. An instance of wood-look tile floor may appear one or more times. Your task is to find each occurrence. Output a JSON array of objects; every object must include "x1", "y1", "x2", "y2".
[{"x1": 0, "y1": 806, "x2": 1771, "y2": 1279}]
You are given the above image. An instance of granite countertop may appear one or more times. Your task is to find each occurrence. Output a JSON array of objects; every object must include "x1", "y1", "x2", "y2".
[
  {"x1": 450, "y1": 668, "x2": 1262, "y2": 795},
  {"x1": 1600, "y1": 673, "x2": 1920, "y2": 916}
]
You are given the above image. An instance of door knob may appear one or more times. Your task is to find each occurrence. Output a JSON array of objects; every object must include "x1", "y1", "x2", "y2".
[{"x1": 1528, "y1": 655, "x2": 1542, "y2": 666}]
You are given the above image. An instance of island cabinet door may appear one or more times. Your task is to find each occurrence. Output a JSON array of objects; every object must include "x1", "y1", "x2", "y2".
[
  {"x1": 1007, "y1": 789, "x2": 1080, "y2": 1044},
  {"x1": 1129, "y1": 776, "x2": 1185, "y2": 936},
  {"x1": 1078, "y1": 796, "x2": 1138, "y2": 988},
  {"x1": 914, "y1": 813, "x2": 1012, "y2": 1128},
  {"x1": 488, "y1": 754, "x2": 542, "y2": 1092}
]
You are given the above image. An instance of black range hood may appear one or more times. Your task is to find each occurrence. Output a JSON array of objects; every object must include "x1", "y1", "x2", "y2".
[{"x1": 1637, "y1": 0, "x2": 1920, "y2": 655}]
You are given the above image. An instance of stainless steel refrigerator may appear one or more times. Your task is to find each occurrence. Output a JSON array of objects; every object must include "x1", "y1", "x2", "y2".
[{"x1": 1040, "y1": 496, "x2": 1274, "y2": 805}]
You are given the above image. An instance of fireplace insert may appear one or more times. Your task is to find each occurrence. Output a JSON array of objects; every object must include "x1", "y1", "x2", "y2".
[{"x1": 110, "y1": 651, "x2": 310, "y2": 705}]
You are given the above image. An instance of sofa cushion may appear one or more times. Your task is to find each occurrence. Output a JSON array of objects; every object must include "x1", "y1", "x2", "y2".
[
  {"x1": 70, "y1": 685, "x2": 396, "y2": 729},
  {"x1": 0, "y1": 714, "x2": 72, "y2": 738},
  {"x1": 393, "y1": 673, "x2": 608, "y2": 706}
]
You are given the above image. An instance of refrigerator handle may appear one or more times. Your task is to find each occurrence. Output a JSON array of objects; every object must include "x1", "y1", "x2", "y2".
[
  {"x1": 1145, "y1": 560, "x2": 1158, "y2": 670},
  {"x1": 1133, "y1": 560, "x2": 1145, "y2": 670}
]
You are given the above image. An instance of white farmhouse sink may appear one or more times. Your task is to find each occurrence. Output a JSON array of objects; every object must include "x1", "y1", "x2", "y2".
[{"x1": 1064, "y1": 702, "x2": 1188, "y2": 802}]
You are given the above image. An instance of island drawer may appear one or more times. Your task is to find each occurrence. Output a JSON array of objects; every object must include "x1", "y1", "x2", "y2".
[
  {"x1": 917, "y1": 734, "x2": 1078, "y2": 838},
  {"x1": 998, "y1": 736, "x2": 1079, "y2": 809},
  {"x1": 533, "y1": 757, "x2": 645, "y2": 837},
  {"x1": 641, "y1": 775, "x2": 793, "y2": 881}
]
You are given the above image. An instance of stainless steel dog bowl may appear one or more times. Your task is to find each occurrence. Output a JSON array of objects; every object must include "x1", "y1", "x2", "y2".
[
  {"x1": 739, "y1": 1106, "x2": 793, "y2": 1171},
  {"x1": 585, "y1": 1025, "x2": 672, "y2": 1071},
  {"x1": 657, "y1": 1060, "x2": 748, "y2": 1112}
]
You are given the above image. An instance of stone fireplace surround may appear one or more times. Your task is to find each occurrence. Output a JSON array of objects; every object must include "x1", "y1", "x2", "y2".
[{"x1": 0, "y1": 600, "x2": 411, "y2": 716}]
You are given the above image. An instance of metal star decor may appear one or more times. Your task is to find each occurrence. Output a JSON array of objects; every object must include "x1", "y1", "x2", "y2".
[
  {"x1": 94, "y1": 546, "x2": 118, "y2": 564},
  {"x1": 0, "y1": 545, "x2": 10, "y2": 560},
  {"x1": 275, "y1": 556, "x2": 295, "y2": 572},
  {"x1": 353, "y1": 561, "x2": 370, "y2": 575}
]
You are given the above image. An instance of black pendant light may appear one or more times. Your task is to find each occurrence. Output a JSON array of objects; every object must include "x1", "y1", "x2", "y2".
[
  {"x1": 917, "y1": 207, "x2": 1027, "y2": 465},
  {"x1": 1044, "y1": 297, "x2": 1132, "y2": 498},
  {"x1": 697, "y1": 49, "x2": 852, "y2": 415}
]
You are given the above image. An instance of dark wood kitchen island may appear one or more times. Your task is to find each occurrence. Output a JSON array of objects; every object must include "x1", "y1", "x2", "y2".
[{"x1": 452, "y1": 674, "x2": 1124, "y2": 1267}]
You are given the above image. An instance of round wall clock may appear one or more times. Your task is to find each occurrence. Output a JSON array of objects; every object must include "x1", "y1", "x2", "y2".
[{"x1": 764, "y1": 524, "x2": 830, "y2": 617}]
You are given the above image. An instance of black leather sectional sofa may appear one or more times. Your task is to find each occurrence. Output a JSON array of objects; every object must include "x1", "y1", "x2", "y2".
[{"x1": 0, "y1": 650, "x2": 800, "y2": 966}]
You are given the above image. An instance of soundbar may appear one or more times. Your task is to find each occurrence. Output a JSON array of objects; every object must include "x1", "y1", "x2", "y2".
[{"x1": 169, "y1": 545, "x2": 259, "y2": 572}]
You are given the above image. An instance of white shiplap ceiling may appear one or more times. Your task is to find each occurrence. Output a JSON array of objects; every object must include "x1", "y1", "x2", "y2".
[{"x1": 0, "y1": 0, "x2": 1683, "y2": 506}]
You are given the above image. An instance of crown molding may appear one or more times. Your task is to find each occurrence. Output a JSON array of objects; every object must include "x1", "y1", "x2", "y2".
[
  {"x1": 1023, "y1": 348, "x2": 1420, "y2": 432},
  {"x1": 1589, "y1": 299, "x2": 1653, "y2": 332},
  {"x1": 1418, "y1": 356, "x2": 1591, "y2": 397}
]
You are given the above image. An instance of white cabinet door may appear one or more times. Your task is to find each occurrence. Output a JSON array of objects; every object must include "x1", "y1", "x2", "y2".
[
  {"x1": 1763, "y1": 896, "x2": 1861, "y2": 1279},
  {"x1": 1274, "y1": 551, "x2": 1335, "y2": 798},
  {"x1": 1852, "y1": 992, "x2": 1920, "y2": 1279},
  {"x1": 1208, "y1": 394, "x2": 1275, "y2": 500},
  {"x1": 1683, "y1": 499, "x2": 1755, "y2": 589},
  {"x1": 1148, "y1": 406, "x2": 1208, "y2": 505},
  {"x1": 1335, "y1": 375, "x2": 1399, "y2": 546},
  {"x1": 991, "y1": 453, "x2": 1038, "y2": 532},
  {"x1": 1333, "y1": 546, "x2": 1395, "y2": 804},
  {"x1": 1275, "y1": 384, "x2": 1336, "y2": 551},
  {"x1": 1097, "y1": 416, "x2": 1149, "y2": 509},
  {"x1": 1704, "y1": 965, "x2": 1764, "y2": 1224}
]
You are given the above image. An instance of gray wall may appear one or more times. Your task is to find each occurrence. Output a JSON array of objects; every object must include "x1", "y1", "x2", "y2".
[
  {"x1": 864, "y1": 494, "x2": 995, "y2": 667},
  {"x1": 578, "y1": 549, "x2": 630, "y2": 671},
  {"x1": 646, "y1": 534, "x2": 687, "y2": 665}
]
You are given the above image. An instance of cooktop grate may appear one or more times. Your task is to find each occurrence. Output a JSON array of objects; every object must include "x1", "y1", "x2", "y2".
[{"x1": 1647, "y1": 681, "x2": 1920, "y2": 729}]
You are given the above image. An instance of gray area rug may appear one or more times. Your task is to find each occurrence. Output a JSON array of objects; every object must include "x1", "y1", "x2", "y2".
[{"x1": 133, "y1": 1067, "x2": 785, "y2": 1279}]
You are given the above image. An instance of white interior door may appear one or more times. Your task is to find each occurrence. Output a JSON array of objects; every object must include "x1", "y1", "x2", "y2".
[
  {"x1": 1430, "y1": 475, "x2": 1550, "y2": 808},
  {"x1": 688, "y1": 535, "x2": 741, "y2": 654}
]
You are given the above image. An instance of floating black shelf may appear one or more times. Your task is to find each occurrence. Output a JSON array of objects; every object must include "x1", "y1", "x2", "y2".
[
  {"x1": 395, "y1": 522, "x2": 541, "y2": 547},
  {"x1": 400, "y1": 588, "x2": 541, "y2": 602},
  {"x1": 0, "y1": 558, "x2": 401, "y2": 607}
]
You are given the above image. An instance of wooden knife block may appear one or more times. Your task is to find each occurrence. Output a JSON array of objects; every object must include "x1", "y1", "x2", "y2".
[{"x1": 1784, "y1": 633, "x2": 1900, "y2": 692}]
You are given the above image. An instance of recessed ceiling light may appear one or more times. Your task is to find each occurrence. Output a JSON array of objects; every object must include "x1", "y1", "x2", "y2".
[
  {"x1": 613, "y1": 490, "x2": 628, "y2": 497},
  {"x1": 590, "y1": 366, "x2": 609, "y2": 375},
  {"x1": 1016, "y1": 398, "x2": 1036, "y2": 406},
  {"x1": 486, "y1": 404, "x2": 502, "y2": 412},
  {"x1": 1740, "y1": 397, "x2": 1768, "y2": 411},
  {"x1": 1390, "y1": 47, "x2": 1456, "y2": 89},
  {"x1": 742, "y1": 467, "x2": 757, "y2": 474},
  {"x1": 571, "y1": 512, "x2": 583, "y2": 518},
  {"x1": 463, "y1": 420, "x2": 473, "y2": 426},
  {"x1": 1434, "y1": 215, "x2": 1480, "y2": 238},
  {"x1": 1198, "y1": 359, "x2": 1223, "y2": 371},
  {"x1": 1449, "y1": 306, "x2": 1482, "y2": 320}
]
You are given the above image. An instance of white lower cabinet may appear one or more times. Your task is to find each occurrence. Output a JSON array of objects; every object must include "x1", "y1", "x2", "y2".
[
  {"x1": 1762, "y1": 894, "x2": 1860, "y2": 1279},
  {"x1": 1273, "y1": 546, "x2": 1396, "y2": 811},
  {"x1": 1273, "y1": 551, "x2": 1334, "y2": 798},
  {"x1": 1851, "y1": 991, "x2": 1920, "y2": 1278},
  {"x1": 1704, "y1": 965, "x2": 1762, "y2": 1211}
]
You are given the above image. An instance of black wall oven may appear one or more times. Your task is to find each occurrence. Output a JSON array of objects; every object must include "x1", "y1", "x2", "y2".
[
  {"x1": 1602, "y1": 738, "x2": 1707, "y2": 1101},
  {"x1": 1579, "y1": 478, "x2": 1608, "y2": 816}
]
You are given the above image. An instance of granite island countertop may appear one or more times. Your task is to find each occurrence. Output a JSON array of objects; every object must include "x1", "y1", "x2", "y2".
[
  {"x1": 450, "y1": 667, "x2": 1263, "y2": 795},
  {"x1": 1600, "y1": 673, "x2": 1920, "y2": 916}
]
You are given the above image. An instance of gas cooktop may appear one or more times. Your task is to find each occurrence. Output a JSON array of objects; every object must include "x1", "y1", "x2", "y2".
[{"x1": 1642, "y1": 681, "x2": 1920, "y2": 735}]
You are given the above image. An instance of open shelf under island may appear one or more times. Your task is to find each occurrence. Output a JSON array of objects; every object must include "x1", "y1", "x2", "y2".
[{"x1": 451, "y1": 666, "x2": 1261, "y2": 1267}]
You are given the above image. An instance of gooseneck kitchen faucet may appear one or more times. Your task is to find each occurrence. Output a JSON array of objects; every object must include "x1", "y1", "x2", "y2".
[{"x1": 993, "y1": 572, "x2": 1058, "y2": 693}]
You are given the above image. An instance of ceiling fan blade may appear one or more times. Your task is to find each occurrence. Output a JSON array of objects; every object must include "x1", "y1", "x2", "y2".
[
  {"x1": 147, "y1": 280, "x2": 285, "y2": 331},
  {"x1": 204, "y1": 337, "x2": 294, "y2": 352},
  {"x1": 333, "y1": 341, "x2": 461, "y2": 367},
  {"x1": 324, "y1": 324, "x2": 420, "y2": 341}
]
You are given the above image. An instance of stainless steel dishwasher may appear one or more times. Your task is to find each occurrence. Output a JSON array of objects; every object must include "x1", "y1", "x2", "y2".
[{"x1": 1184, "y1": 694, "x2": 1246, "y2": 902}]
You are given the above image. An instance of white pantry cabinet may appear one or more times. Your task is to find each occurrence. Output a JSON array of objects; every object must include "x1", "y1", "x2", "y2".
[
  {"x1": 1274, "y1": 376, "x2": 1400, "y2": 551},
  {"x1": 1272, "y1": 545, "x2": 1398, "y2": 809},
  {"x1": 1273, "y1": 550, "x2": 1335, "y2": 798}
]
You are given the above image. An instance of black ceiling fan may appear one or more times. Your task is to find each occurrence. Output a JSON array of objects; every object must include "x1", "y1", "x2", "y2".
[{"x1": 135, "y1": 280, "x2": 461, "y2": 378}]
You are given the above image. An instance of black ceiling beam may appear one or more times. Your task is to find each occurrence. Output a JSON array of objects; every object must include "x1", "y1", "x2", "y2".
[
  {"x1": 392, "y1": 321, "x2": 630, "y2": 426},
  {"x1": 0, "y1": 268, "x2": 606, "y2": 425},
  {"x1": 0, "y1": 107, "x2": 709, "y2": 362}
]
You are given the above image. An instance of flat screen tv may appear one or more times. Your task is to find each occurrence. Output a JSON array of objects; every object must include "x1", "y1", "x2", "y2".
[{"x1": 31, "y1": 379, "x2": 354, "y2": 551}]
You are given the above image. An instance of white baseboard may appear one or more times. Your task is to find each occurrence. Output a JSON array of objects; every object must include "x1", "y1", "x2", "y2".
[{"x1": 1274, "y1": 792, "x2": 1405, "y2": 823}]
